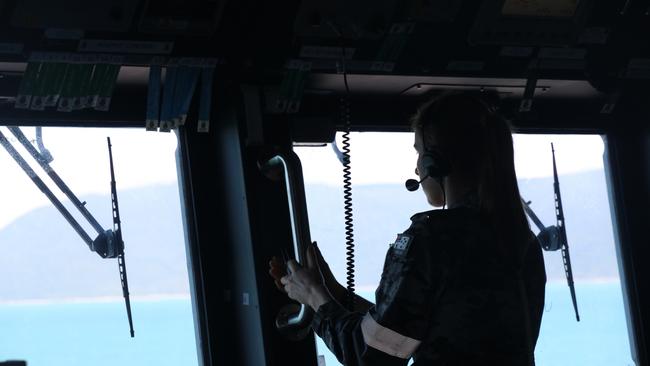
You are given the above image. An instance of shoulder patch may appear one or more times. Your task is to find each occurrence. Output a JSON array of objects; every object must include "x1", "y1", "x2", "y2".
[{"x1": 390, "y1": 234, "x2": 413, "y2": 256}]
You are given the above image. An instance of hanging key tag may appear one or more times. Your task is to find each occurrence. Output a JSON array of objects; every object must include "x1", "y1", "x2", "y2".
[
  {"x1": 197, "y1": 62, "x2": 216, "y2": 133},
  {"x1": 146, "y1": 57, "x2": 164, "y2": 131}
]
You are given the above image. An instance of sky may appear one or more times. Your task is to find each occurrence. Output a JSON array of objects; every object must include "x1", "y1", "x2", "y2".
[
  {"x1": 0, "y1": 127, "x2": 179, "y2": 230},
  {"x1": 0, "y1": 127, "x2": 605, "y2": 230},
  {"x1": 295, "y1": 132, "x2": 605, "y2": 185}
]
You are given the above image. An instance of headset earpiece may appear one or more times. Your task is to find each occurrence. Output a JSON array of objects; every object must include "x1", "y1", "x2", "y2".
[
  {"x1": 419, "y1": 148, "x2": 451, "y2": 208},
  {"x1": 421, "y1": 148, "x2": 452, "y2": 180}
]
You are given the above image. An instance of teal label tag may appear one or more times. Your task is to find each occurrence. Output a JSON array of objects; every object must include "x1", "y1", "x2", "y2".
[{"x1": 390, "y1": 234, "x2": 412, "y2": 255}]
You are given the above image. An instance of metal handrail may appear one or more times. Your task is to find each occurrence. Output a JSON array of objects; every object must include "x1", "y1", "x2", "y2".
[{"x1": 262, "y1": 152, "x2": 314, "y2": 334}]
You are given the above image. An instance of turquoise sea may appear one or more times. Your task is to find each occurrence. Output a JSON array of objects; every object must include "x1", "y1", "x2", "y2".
[
  {"x1": 0, "y1": 283, "x2": 636, "y2": 366},
  {"x1": 0, "y1": 298, "x2": 199, "y2": 366},
  {"x1": 318, "y1": 282, "x2": 636, "y2": 366}
]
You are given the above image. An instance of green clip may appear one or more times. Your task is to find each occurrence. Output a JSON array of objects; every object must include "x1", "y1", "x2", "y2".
[
  {"x1": 44, "y1": 62, "x2": 68, "y2": 107},
  {"x1": 30, "y1": 62, "x2": 53, "y2": 110},
  {"x1": 58, "y1": 63, "x2": 82, "y2": 112},
  {"x1": 277, "y1": 60, "x2": 303, "y2": 112},
  {"x1": 72, "y1": 63, "x2": 93, "y2": 110},
  {"x1": 95, "y1": 64, "x2": 121, "y2": 111},
  {"x1": 16, "y1": 61, "x2": 42, "y2": 109},
  {"x1": 373, "y1": 23, "x2": 414, "y2": 72},
  {"x1": 87, "y1": 64, "x2": 109, "y2": 108},
  {"x1": 287, "y1": 61, "x2": 311, "y2": 114}
]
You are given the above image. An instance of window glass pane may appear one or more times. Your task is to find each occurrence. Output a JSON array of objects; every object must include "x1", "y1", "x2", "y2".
[
  {"x1": 0, "y1": 127, "x2": 198, "y2": 366},
  {"x1": 296, "y1": 132, "x2": 633, "y2": 366},
  {"x1": 515, "y1": 134, "x2": 633, "y2": 366}
]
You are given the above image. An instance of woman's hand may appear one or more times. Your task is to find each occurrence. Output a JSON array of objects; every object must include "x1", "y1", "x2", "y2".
[
  {"x1": 269, "y1": 243, "x2": 374, "y2": 312},
  {"x1": 269, "y1": 243, "x2": 334, "y2": 310},
  {"x1": 280, "y1": 259, "x2": 331, "y2": 311},
  {"x1": 311, "y1": 243, "x2": 347, "y2": 302},
  {"x1": 268, "y1": 256, "x2": 286, "y2": 292}
]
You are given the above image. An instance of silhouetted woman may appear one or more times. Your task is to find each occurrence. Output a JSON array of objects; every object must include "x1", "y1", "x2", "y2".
[{"x1": 270, "y1": 92, "x2": 546, "y2": 366}]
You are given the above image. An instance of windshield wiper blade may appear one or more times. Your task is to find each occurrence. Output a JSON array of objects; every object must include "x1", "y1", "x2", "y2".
[
  {"x1": 520, "y1": 143, "x2": 579, "y2": 322},
  {"x1": 552, "y1": 143, "x2": 580, "y2": 322},
  {"x1": 108, "y1": 137, "x2": 134, "y2": 337},
  {"x1": 0, "y1": 127, "x2": 135, "y2": 336}
]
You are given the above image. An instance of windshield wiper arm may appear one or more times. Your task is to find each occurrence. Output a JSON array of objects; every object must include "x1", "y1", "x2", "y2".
[
  {"x1": 8, "y1": 126, "x2": 106, "y2": 236},
  {"x1": 0, "y1": 129, "x2": 95, "y2": 247},
  {"x1": 0, "y1": 127, "x2": 135, "y2": 335}
]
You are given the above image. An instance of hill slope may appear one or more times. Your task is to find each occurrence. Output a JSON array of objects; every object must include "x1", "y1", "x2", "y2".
[
  {"x1": 0, "y1": 169, "x2": 620, "y2": 301},
  {"x1": 0, "y1": 185, "x2": 189, "y2": 300}
]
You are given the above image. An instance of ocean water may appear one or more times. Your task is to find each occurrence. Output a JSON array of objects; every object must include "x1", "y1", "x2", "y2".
[
  {"x1": 317, "y1": 282, "x2": 636, "y2": 366},
  {"x1": 0, "y1": 298, "x2": 199, "y2": 366},
  {"x1": 0, "y1": 283, "x2": 636, "y2": 366}
]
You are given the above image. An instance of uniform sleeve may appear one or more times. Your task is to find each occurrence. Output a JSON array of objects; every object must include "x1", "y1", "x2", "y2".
[
  {"x1": 312, "y1": 301, "x2": 407, "y2": 366},
  {"x1": 311, "y1": 225, "x2": 438, "y2": 365}
]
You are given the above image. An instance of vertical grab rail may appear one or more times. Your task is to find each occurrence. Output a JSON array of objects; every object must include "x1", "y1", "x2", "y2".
[{"x1": 261, "y1": 152, "x2": 314, "y2": 334}]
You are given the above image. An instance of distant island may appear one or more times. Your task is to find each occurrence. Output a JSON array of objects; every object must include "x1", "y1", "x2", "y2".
[
  {"x1": 0, "y1": 185, "x2": 190, "y2": 301},
  {"x1": 305, "y1": 169, "x2": 620, "y2": 288},
  {"x1": 0, "y1": 169, "x2": 620, "y2": 301}
]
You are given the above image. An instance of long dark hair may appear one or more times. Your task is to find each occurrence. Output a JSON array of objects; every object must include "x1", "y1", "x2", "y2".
[{"x1": 411, "y1": 92, "x2": 530, "y2": 264}]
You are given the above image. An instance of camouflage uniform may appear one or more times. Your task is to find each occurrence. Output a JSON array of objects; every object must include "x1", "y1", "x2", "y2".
[{"x1": 312, "y1": 203, "x2": 546, "y2": 366}]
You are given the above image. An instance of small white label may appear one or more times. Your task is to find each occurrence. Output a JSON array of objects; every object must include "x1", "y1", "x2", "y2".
[
  {"x1": 159, "y1": 120, "x2": 172, "y2": 132},
  {"x1": 15, "y1": 95, "x2": 32, "y2": 109},
  {"x1": 242, "y1": 293, "x2": 250, "y2": 306},
  {"x1": 145, "y1": 119, "x2": 159, "y2": 131},
  {"x1": 198, "y1": 119, "x2": 210, "y2": 133},
  {"x1": 30, "y1": 96, "x2": 45, "y2": 111}
]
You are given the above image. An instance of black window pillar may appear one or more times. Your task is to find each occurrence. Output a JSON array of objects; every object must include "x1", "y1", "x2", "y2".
[{"x1": 605, "y1": 123, "x2": 650, "y2": 366}]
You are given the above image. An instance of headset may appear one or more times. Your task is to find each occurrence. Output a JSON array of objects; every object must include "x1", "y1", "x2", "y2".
[
  {"x1": 405, "y1": 93, "x2": 496, "y2": 208},
  {"x1": 405, "y1": 146, "x2": 453, "y2": 206}
]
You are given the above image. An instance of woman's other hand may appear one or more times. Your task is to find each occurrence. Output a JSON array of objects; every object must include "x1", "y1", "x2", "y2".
[
  {"x1": 281, "y1": 260, "x2": 331, "y2": 311},
  {"x1": 268, "y1": 256, "x2": 286, "y2": 292},
  {"x1": 310, "y1": 242, "x2": 375, "y2": 312},
  {"x1": 310, "y1": 243, "x2": 347, "y2": 302}
]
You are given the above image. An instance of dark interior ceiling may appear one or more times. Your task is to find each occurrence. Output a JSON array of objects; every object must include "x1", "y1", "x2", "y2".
[{"x1": 0, "y1": 0, "x2": 646, "y2": 129}]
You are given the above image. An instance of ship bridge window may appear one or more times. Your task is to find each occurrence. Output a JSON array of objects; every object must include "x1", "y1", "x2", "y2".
[
  {"x1": 295, "y1": 132, "x2": 634, "y2": 366},
  {"x1": 0, "y1": 127, "x2": 199, "y2": 366}
]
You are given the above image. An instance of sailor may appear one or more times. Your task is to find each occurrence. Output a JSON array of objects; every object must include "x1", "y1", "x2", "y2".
[{"x1": 269, "y1": 92, "x2": 546, "y2": 365}]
